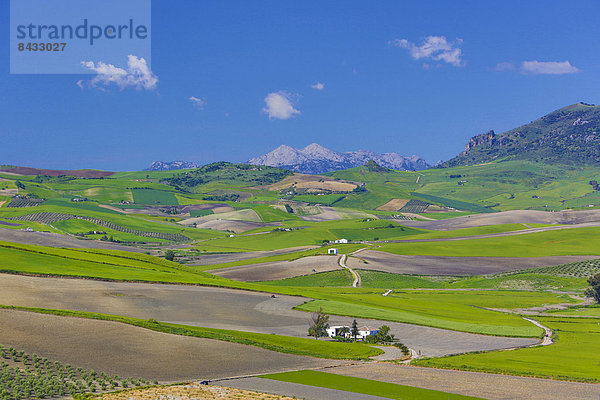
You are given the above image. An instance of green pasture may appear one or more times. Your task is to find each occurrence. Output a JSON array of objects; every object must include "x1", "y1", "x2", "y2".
[
  {"x1": 292, "y1": 194, "x2": 345, "y2": 205},
  {"x1": 295, "y1": 290, "x2": 569, "y2": 337},
  {"x1": 377, "y1": 227, "x2": 600, "y2": 257},
  {"x1": 252, "y1": 204, "x2": 300, "y2": 222},
  {"x1": 414, "y1": 316, "x2": 600, "y2": 383},
  {"x1": 545, "y1": 304, "x2": 600, "y2": 317},
  {"x1": 260, "y1": 270, "x2": 353, "y2": 286},
  {"x1": 131, "y1": 189, "x2": 179, "y2": 205},
  {"x1": 189, "y1": 209, "x2": 214, "y2": 217},
  {"x1": 263, "y1": 267, "x2": 590, "y2": 292},
  {"x1": 261, "y1": 370, "x2": 482, "y2": 400},
  {"x1": 192, "y1": 219, "x2": 425, "y2": 252},
  {"x1": 329, "y1": 160, "x2": 600, "y2": 212}
]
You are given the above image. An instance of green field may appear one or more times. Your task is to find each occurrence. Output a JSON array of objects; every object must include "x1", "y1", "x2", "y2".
[
  {"x1": 377, "y1": 227, "x2": 600, "y2": 257},
  {"x1": 131, "y1": 189, "x2": 179, "y2": 205},
  {"x1": 260, "y1": 270, "x2": 353, "y2": 286},
  {"x1": 295, "y1": 290, "x2": 570, "y2": 337},
  {"x1": 414, "y1": 316, "x2": 600, "y2": 382},
  {"x1": 261, "y1": 370, "x2": 482, "y2": 400},
  {"x1": 189, "y1": 209, "x2": 213, "y2": 217}
]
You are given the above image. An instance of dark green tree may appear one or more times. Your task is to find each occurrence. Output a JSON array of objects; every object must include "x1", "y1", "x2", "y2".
[
  {"x1": 586, "y1": 273, "x2": 600, "y2": 303},
  {"x1": 351, "y1": 319, "x2": 359, "y2": 340},
  {"x1": 164, "y1": 250, "x2": 175, "y2": 261}
]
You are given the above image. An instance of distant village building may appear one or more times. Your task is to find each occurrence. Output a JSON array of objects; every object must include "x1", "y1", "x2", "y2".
[
  {"x1": 328, "y1": 248, "x2": 338, "y2": 255},
  {"x1": 334, "y1": 238, "x2": 348, "y2": 244}
]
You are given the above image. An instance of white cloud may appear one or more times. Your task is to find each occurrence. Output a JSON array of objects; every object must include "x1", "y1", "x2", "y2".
[
  {"x1": 520, "y1": 60, "x2": 580, "y2": 75},
  {"x1": 189, "y1": 96, "x2": 207, "y2": 110},
  {"x1": 80, "y1": 55, "x2": 158, "y2": 90},
  {"x1": 262, "y1": 91, "x2": 300, "y2": 120},
  {"x1": 390, "y1": 36, "x2": 464, "y2": 67},
  {"x1": 311, "y1": 82, "x2": 325, "y2": 90}
]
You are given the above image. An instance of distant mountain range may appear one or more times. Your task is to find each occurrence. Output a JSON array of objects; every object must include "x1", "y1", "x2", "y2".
[
  {"x1": 247, "y1": 143, "x2": 430, "y2": 174},
  {"x1": 145, "y1": 161, "x2": 201, "y2": 171},
  {"x1": 442, "y1": 103, "x2": 600, "y2": 167}
]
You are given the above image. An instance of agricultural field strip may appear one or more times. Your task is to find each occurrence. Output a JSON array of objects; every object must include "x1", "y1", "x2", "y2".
[
  {"x1": 412, "y1": 316, "x2": 600, "y2": 383},
  {"x1": 5, "y1": 213, "x2": 190, "y2": 241},
  {"x1": 323, "y1": 362, "x2": 600, "y2": 400},
  {"x1": 372, "y1": 221, "x2": 600, "y2": 243},
  {"x1": 0, "y1": 273, "x2": 541, "y2": 359},
  {"x1": 0, "y1": 242, "x2": 191, "y2": 274},
  {"x1": 0, "y1": 241, "x2": 584, "y2": 339},
  {"x1": 257, "y1": 370, "x2": 483, "y2": 400},
  {"x1": 0, "y1": 305, "x2": 382, "y2": 360}
]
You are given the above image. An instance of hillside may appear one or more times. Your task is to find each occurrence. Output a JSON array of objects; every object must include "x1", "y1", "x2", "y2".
[{"x1": 442, "y1": 103, "x2": 600, "y2": 167}]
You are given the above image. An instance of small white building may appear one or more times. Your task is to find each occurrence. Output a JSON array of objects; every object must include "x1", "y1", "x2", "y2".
[
  {"x1": 326, "y1": 325, "x2": 379, "y2": 340},
  {"x1": 357, "y1": 326, "x2": 379, "y2": 340},
  {"x1": 328, "y1": 248, "x2": 338, "y2": 255},
  {"x1": 334, "y1": 238, "x2": 349, "y2": 244},
  {"x1": 326, "y1": 326, "x2": 349, "y2": 338}
]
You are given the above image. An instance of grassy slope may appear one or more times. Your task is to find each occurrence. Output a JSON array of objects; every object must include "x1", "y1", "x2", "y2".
[
  {"x1": 294, "y1": 290, "x2": 569, "y2": 337},
  {"x1": 330, "y1": 161, "x2": 600, "y2": 212},
  {"x1": 191, "y1": 219, "x2": 426, "y2": 252},
  {"x1": 377, "y1": 227, "x2": 600, "y2": 257},
  {"x1": 0, "y1": 200, "x2": 222, "y2": 241},
  {"x1": 263, "y1": 268, "x2": 590, "y2": 292},
  {"x1": 261, "y1": 370, "x2": 483, "y2": 400},
  {"x1": 414, "y1": 316, "x2": 600, "y2": 383}
]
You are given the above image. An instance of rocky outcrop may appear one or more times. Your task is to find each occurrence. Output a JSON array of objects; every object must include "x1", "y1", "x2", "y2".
[{"x1": 461, "y1": 130, "x2": 496, "y2": 156}]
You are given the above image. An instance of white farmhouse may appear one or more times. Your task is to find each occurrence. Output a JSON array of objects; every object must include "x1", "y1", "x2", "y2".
[
  {"x1": 326, "y1": 326, "x2": 350, "y2": 338},
  {"x1": 357, "y1": 326, "x2": 379, "y2": 340},
  {"x1": 327, "y1": 248, "x2": 338, "y2": 255},
  {"x1": 334, "y1": 238, "x2": 348, "y2": 244}
]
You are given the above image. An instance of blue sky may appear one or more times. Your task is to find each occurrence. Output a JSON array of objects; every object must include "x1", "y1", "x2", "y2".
[{"x1": 2, "y1": 0, "x2": 600, "y2": 170}]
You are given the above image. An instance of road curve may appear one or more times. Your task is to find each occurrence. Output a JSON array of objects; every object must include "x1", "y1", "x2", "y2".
[{"x1": 339, "y1": 254, "x2": 361, "y2": 288}]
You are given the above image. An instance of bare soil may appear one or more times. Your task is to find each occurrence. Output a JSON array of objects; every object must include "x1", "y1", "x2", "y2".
[
  {"x1": 401, "y1": 209, "x2": 600, "y2": 230},
  {"x1": 209, "y1": 255, "x2": 341, "y2": 281},
  {"x1": 0, "y1": 274, "x2": 537, "y2": 357},
  {"x1": 265, "y1": 173, "x2": 357, "y2": 192},
  {"x1": 376, "y1": 199, "x2": 408, "y2": 211},
  {"x1": 0, "y1": 309, "x2": 332, "y2": 381},
  {"x1": 325, "y1": 363, "x2": 600, "y2": 400},
  {"x1": 347, "y1": 250, "x2": 596, "y2": 275},
  {"x1": 299, "y1": 206, "x2": 342, "y2": 222}
]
